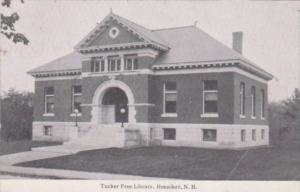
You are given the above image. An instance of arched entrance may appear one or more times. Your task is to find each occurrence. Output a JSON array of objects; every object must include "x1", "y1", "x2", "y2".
[
  {"x1": 101, "y1": 87, "x2": 128, "y2": 123},
  {"x1": 91, "y1": 79, "x2": 136, "y2": 125}
]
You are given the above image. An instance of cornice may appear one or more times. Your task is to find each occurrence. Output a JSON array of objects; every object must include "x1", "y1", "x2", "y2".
[{"x1": 29, "y1": 70, "x2": 81, "y2": 78}]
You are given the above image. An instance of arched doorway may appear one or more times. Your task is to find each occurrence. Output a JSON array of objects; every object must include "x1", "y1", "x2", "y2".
[
  {"x1": 101, "y1": 87, "x2": 128, "y2": 123},
  {"x1": 91, "y1": 79, "x2": 136, "y2": 125}
]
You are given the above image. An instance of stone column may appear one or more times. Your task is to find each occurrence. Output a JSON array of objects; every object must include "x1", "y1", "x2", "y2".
[
  {"x1": 104, "y1": 56, "x2": 108, "y2": 72},
  {"x1": 120, "y1": 54, "x2": 125, "y2": 71}
]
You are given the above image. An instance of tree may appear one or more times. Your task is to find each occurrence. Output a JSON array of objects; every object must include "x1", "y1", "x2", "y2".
[
  {"x1": 0, "y1": 89, "x2": 33, "y2": 141},
  {"x1": 269, "y1": 89, "x2": 300, "y2": 147},
  {"x1": 281, "y1": 89, "x2": 300, "y2": 140},
  {"x1": 1, "y1": 0, "x2": 29, "y2": 45}
]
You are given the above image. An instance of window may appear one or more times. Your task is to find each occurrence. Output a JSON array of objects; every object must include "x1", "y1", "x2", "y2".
[
  {"x1": 261, "y1": 129, "x2": 265, "y2": 140},
  {"x1": 72, "y1": 86, "x2": 82, "y2": 113},
  {"x1": 203, "y1": 129, "x2": 217, "y2": 141},
  {"x1": 240, "y1": 82, "x2": 245, "y2": 116},
  {"x1": 91, "y1": 58, "x2": 105, "y2": 72},
  {"x1": 252, "y1": 129, "x2": 256, "y2": 141},
  {"x1": 163, "y1": 82, "x2": 177, "y2": 114},
  {"x1": 241, "y1": 129, "x2": 246, "y2": 142},
  {"x1": 251, "y1": 86, "x2": 256, "y2": 117},
  {"x1": 45, "y1": 87, "x2": 54, "y2": 114},
  {"x1": 203, "y1": 80, "x2": 218, "y2": 114},
  {"x1": 44, "y1": 126, "x2": 53, "y2": 136},
  {"x1": 261, "y1": 89, "x2": 265, "y2": 119},
  {"x1": 108, "y1": 57, "x2": 121, "y2": 72},
  {"x1": 109, "y1": 27, "x2": 120, "y2": 39},
  {"x1": 163, "y1": 128, "x2": 176, "y2": 140},
  {"x1": 125, "y1": 56, "x2": 138, "y2": 71}
]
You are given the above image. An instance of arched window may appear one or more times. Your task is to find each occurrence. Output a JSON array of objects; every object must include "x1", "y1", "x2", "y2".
[
  {"x1": 251, "y1": 86, "x2": 256, "y2": 117},
  {"x1": 261, "y1": 89, "x2": 265, "y2": 119},
  {"x1": 240, "y1": 82, "x2": 245, "y2": 116}
]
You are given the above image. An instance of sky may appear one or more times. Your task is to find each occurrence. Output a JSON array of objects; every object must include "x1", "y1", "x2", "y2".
[{"x1": 1, "y1": 0, "x2": 299, "y2": 101}]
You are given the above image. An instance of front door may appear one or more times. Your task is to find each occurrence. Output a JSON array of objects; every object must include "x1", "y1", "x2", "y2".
[
  {"x1": 101, "y1": 105, "x2": 115, "y2": 124},
  {"x1": 101, "y1": 87, "x2": 129, "y2": 123}
]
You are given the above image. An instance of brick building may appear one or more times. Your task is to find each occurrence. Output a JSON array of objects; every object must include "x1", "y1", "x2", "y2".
[{"x1": 28, "y1": 12, "x2": 273, "y2": 149}]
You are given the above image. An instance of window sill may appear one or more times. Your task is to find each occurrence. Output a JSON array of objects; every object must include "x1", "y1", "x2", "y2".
[
  {"x1": 43, "y1": 113, "x2": 54, "y2": 117},
  {"x1": 70, "y1": 113, "x2": 82, "y2": 117},
  {"x1": 251, "y1": 116, "x2": 257, "y2": 119},
  {"x1": 261, "y1": 117, "x2": 266, "y2": 120},
  {"x1": 240, "y1": 115, "x2": 246, "y2": 119},
  {"x1": 202, "y1": 140, "x2": 218, "y2": 143},
  {"x1": 161, "y1": 113, "x2": 178, "y2": 118},
  {"x1": 200, "y1": 113, "x2": 219, "y2": 118}
]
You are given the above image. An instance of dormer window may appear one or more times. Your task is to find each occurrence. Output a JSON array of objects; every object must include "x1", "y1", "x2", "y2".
[
  {"x1": 91, "y1": 58, "x2": 105, "y2": 72},
  {"x1": 125, "y1": 55, "x2": 138, "y2": 71},
  {"x1": 108, "y1": 56, "x2": 121, "y2": 72},
  {"x1": 88, "y1": 55, "x2": 139, "y2": 74}
]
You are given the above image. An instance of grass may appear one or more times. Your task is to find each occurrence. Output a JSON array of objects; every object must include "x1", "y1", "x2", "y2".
[
  {"x1": 0, "y1": 140, "x2": 62, "y2": 156},
  {"x1": 14, "y1": 145, "x2": 300, "y2": 180},
  {"x1": 230, "y1": 145, "x2": 300, "y2": 180}
]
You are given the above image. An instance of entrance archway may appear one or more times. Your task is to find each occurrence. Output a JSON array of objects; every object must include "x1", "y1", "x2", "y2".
[
  {"x1": 91, "y1": 80, "x2": 136, "y2": 124},
  {"x1": 101, "y1": 87, "x2": 128, "y2": 123}
]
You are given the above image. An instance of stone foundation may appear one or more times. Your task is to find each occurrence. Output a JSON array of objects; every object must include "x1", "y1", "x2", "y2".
[{"x1": 32, "y1": 121, "x2": 269, "y2": 149}]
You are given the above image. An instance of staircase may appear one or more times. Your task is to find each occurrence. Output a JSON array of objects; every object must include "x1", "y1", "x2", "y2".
[{"x1": 32, "y1": 124, "x2": 125, "y2": 154}]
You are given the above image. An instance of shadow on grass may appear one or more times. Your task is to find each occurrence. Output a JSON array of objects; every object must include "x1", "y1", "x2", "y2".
[
  {"x1": 0, "y1": 140, "x2": 62, "y2": 156},
  {"x1": 15, "y1": 146, "x2": 300, "y2": 180}
]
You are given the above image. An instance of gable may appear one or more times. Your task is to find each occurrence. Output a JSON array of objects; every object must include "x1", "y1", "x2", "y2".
[{"x1": 87, "y1": 20, "x2": 142, "y2": 47}]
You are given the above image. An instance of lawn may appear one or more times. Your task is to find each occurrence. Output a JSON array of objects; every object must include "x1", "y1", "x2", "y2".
[
  {"x1": 0, "y1": 140, "x2": 62, "y2": 156},
  {"x1": 15, "y1": 145, "x2": 300, "y2": 180}
]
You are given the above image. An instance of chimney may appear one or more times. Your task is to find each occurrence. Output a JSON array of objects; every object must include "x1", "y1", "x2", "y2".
[{"x1": 232, "y1": 32, "x2": 243, "y2": 54}]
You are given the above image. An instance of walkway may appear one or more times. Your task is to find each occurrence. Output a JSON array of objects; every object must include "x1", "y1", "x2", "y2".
[{"x1": 0, "y1": 165, "x2": 165, "y2": 180}]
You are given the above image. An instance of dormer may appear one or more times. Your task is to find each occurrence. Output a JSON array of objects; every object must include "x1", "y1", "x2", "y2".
[{"x1": 76, "y1": 12, "x2": 170, "y2": 75}]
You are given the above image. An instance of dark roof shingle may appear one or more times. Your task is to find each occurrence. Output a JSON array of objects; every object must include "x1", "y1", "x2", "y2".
[{"x1": 28, "y1": 15, "x2": 272, "y2": 80}]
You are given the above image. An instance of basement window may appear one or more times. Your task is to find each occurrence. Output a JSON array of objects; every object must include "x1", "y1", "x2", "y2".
[
  {"x1": 203, "y1": 129, "x2": 217, "y2": 142},
  {"x1": 241, "y1": 129, "x2": 246, "y2": 142},
  {"x1": 252, "y1": 129, "x2": 256, "y2": 141},
  {"x1": 261, "y1": 129, "x2": 265, "y2": 140},
  {"x1": 44, "y1": 126, "x2": 53, "y2": 136},
  {"x1": 163, "y1": 128, "x2": 176, "y2": 140}
]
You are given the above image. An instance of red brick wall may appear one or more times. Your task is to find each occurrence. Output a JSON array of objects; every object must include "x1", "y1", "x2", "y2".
[
  {"x1": 233, "y1": 73, "x2": 268, "y2": 125},
  {"x1": 33, "y1": 71, "x2": 269, "y2": 126},
  {"x1": 34, "y1": 79, "x2": 82, "y2": 122},
  {"x1": 148, "y1": 72, "x2": 235, "y2": 124}
]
